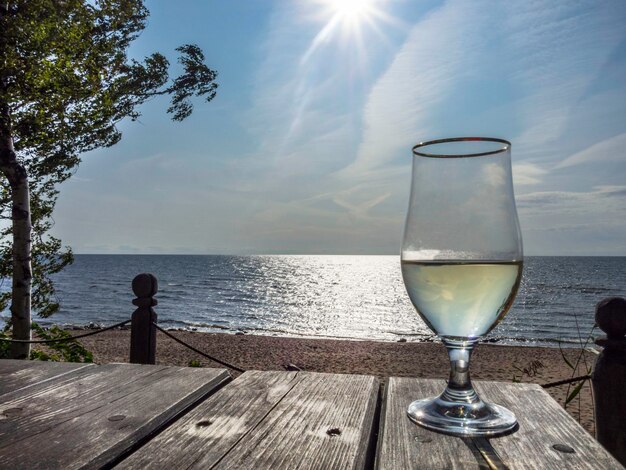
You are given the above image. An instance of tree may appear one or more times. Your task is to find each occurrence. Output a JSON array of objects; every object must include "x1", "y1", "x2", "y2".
[{"x1": 0, "y1": 0, "x2": 218, "y2": 358}]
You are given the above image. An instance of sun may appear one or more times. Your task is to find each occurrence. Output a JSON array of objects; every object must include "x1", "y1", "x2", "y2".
[
  {"x1": 302, "y1": 0, "x2": 391, "y2": 64},
  {"x1": 329, "y1": 0, "x2": 377, "y2": 24}
]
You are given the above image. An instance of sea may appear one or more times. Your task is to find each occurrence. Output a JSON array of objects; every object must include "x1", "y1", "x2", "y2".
[{"x1": 1, "y1": 255, "x2": 624, "y2": 347}]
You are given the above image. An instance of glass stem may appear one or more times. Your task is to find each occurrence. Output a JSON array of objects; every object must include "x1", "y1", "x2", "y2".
[{"x1": 441, "y1": 339, "x2": 480, "y2": 404}]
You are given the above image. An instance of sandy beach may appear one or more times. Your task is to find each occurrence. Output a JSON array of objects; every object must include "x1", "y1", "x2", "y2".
[{"x1": 60, "y1": 329, "x2": 598, "y2": 435}]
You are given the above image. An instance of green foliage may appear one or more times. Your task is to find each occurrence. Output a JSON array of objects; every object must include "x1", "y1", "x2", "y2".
[
  {"x1": 30, "y1": 322, "x2": 93, "y2": 362},
  {"x1": 0, "y1": 1, "x2": 217, "y2": 321},
  {"x1": 558, "y1": 343, "x2": 575, "y2": 370},
  {"x1": 188, "y1": 359, "x2": 202, "y2": 368},
  {"x1": 559, "y1": 319, "x2": 596, "y2": 417},
  {"x1": 2, "y1": 0, "x2": 218, "y2": 156},
  {"x1": 0, "y1": 328, "x2": 10, "y2": 359},
  {"x1": 565, "y1": 380, "x2": 586, "y2": 407},
  {"x1": 0, "y1": 322, "x2": 92, "y2": 361}
]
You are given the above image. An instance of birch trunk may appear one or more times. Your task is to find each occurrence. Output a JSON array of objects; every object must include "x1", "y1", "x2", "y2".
[
  {"x1": 0, "y1": 4, "x2": 31, "y2": 359},
  {"x1": 0, "y1": 122, "x2": 32, "y2": 359}
]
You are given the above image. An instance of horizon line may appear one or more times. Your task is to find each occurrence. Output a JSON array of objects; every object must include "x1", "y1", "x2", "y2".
[{"x1": 71, "y1": 253, "x2": 626, "y2": 257}]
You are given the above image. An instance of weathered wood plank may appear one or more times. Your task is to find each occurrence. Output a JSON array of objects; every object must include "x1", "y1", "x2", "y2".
[
  {"x1": 0, "y1": 363, "x2": 230, "y2": 469},
  {"x1": 118, "y1": 370, "x2": 301, "y2": 469},
  {"x1": 118, "y1": 370, "x2": 379, "y2": 469},
  {"x1": 482, "y1": 381, "x2": 623, "y2": 469},
  {"x1": 377, "y1": 378, "x2": 623, "y2": 470},
  {"x1": 216, "y1": 372, "x2": 379, "y2": 469},
  {"x1": 0, "y1": 359, "x2": 93, "y2": 396},
  {"x1": 377, "y1": 378, "x2": 478, "y2": 470}
]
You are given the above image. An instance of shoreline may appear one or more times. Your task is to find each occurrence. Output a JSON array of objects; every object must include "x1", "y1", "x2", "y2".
[
  {"x1": 53, "y1": 323, "x2": 595, "y2": 349},
  {"x1": 62, "y1": 329, "x2": 597, "y2": 434}
]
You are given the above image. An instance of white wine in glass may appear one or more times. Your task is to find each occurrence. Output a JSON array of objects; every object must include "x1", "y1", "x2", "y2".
[{"x1": 402, "y1": 137, "x2": 523, "y2": 436}]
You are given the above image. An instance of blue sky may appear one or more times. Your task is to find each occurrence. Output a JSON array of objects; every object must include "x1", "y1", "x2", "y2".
[{"x1": 51, "y1": 0, "x2": 626, "y2": 255}]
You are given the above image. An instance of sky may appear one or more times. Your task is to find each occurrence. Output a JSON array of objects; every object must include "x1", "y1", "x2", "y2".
[{"x1": 50, "y1": 0, "x2": 626, "y2": 256}]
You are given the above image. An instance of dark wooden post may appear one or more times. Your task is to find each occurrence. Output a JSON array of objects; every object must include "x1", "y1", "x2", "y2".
[
  {"x1": 130, "y1": 273, "x2": 158, "y2": 365},
  {"x1": 592, "y1": 296, "x2": 626, "y2": 465}
]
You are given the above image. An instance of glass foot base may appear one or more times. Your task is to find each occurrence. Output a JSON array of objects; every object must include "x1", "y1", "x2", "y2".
[{"x1": 407, "y1": 395, "x2": 517, "y2": 437}]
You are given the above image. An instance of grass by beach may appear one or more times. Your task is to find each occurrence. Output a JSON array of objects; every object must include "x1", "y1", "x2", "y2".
[{"x1": 70, "y1": 330, "x2": 597, "y2": 434}]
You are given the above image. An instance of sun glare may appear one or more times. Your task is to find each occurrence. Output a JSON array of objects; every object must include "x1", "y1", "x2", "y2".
[
  {"x1": 330, "y1": 0, "x2": 377, "y2": 24},
  {"x1": 302, "y1": 0, "x2": 393, "y2": 64}
]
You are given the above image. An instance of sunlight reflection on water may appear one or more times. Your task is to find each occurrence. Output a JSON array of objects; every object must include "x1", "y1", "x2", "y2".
[
  {"x1": 1, "y1": 255, "x2": 623, "y2": 346},
  {"x1": 233, "y1": 255, "x2": 427, "y2": 340}
]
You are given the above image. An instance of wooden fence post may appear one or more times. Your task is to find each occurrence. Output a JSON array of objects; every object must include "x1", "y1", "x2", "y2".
[
  {"x1": 592, "y1": 296, "x2": 626, "y2": 465},
  {"x1": 130, "y1": 273, "x2": 158, "y2": 365}
]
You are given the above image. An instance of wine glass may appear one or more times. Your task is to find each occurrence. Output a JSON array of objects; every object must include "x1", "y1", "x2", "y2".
[{"x1": 401, "y1": 137, "x2": 523, "y2": 436}]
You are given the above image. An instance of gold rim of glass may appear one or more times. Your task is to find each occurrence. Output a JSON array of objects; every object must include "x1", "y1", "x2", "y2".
[{"x1": 412, "y1": 137, "x2": 511, "y2": 158}]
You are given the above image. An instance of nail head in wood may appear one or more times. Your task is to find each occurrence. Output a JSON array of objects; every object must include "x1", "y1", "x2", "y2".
[
  {"x1": 132, "y1": 273, "x2": 158, "y2": 299},
  {"x1": 596, "y1": 297, "x2": 626, "y2": 340},
  {"x1": 552, "y1": 444, "x2": 575, "y2": 454},
  {"x1": 3, "y1": 407, "x2": 23, "y2": 418}
]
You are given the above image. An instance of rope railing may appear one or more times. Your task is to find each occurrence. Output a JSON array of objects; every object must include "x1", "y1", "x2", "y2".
[
  {"x1": 0, "y1": 319, "x2": 131, "y2": 344},
  {"x1": 153, "y1": 323, "x2": 245, "y2": 373},
  {"x1": 0, "y1": 316, "x2": 246, "y2": 372},
  {"x1": 541, "y1": 374, "x2": 592, "y2": 389}
]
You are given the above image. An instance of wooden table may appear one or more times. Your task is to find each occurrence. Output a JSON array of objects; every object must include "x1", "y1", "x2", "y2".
[{"x1": 0, "y1": 360, "x2": 621, "y2": 469}]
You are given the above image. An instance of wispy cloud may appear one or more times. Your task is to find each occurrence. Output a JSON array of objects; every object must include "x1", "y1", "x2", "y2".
[
  {"x1": 333, "y1": 191, "x2": 391, "y2": 218},
  {"x1": 239, "y1": 3, "x2": 364, "y2": 185},
  {"x1": 57, "y1": 0, "x2": 626, "y2": 255},
  {"x1": 329, "y1": 0, "x2": 626, "y2": 254},
  {"x1": 229, "y1": 0, "x2": 409, "y2": 243},
  {"x1": 517, "y1": 185, "x2": 626, "y2": 212},
  {"x1": 513, "y1": 162, "x2": 548, "y2": 186},
  {"x1": 504, "y1": 1, "x2": 626, "y2": 157},
  {"x1": 339, "y1": 0, "x2": 487, "y2": 179},
  {"x1": 344, "y1": 0, "x2": 626, "y2": 175},
  {"x1": 516, "y1": 185, "x2": 626, "y2": 254},
  {"x1": 555, "y1": 132, "x2": 626, "y2": 169}
]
